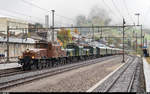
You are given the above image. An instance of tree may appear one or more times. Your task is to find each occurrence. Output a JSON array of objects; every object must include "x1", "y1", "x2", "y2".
[
  {"x1": 57, "y1": 28, "x2": 73, "y2": 48},
  {"x1": 74, "y1": 28, "x2": 80, "y2": 34}
]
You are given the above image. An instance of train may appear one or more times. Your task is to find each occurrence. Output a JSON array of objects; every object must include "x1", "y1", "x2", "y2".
[{"x1": 18, "y1": 40, "x2": 123, "y2": 70}]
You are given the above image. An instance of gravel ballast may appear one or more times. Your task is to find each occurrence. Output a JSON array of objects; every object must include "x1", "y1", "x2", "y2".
[
  {"x1": 4, "y1": 56, "x2": 125, "y2": 92},
  {"x1": 0, "y1": 56, "x2": 116, "y2": 84}
]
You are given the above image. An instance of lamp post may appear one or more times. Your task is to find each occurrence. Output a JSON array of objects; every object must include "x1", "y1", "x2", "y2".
[
  {"x1": 51, "y1": 10, "x2": 55, "y2": 42},
  {"x1": 135, "y1": 13, "x2": 143, "y2": 56},
  {"x1": 135, "y1": 13, "x2": 140, "y2": 26}
]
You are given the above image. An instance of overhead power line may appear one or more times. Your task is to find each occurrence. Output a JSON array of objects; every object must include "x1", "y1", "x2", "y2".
[
  {"x1": 102, "y1": 0, "x2": 118, "y2": 17},
  {"x1": 111, "y1": 0, "x2": 124, "y2": 18},
  {"x1": 21, "y1": 0, "x2": 49, "y2": 12},
  {"x1": 21, "y1": 0, "x2": 75, "y2": 24},
  {"x1": 0, "y1": 10, "x2": 45, "y2": 24},
  {"x1": 0, "y1": 8, "x2": 44, "y2": 21},
  {"x1": 102, "y1": 0, "x2": 122, "y2": 21},
  {"x1": 122, "y1": 0, "x2": 135, "y2": 24},
  {"x1": 55, "y1": 13, "x2": 75, "y2": 22}
]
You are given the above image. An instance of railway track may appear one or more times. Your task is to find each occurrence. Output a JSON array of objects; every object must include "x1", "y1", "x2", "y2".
[
  {"x1": 0, "y1": 68, "x2": 23, "y2": 77},
  {"x1": 0, "y1": 55, "x2": 118, "y2": 78},
  {"x1": 0, "y1": 69, "x2": 30, "y2": 78},
  {"x1": 127, "y1": 67, "x2": 137, "y2": 92},
  {"x1": 103, "y1": 56, "x2": 138, "y2": 92},
  {"x1": 0, "y1": 55, "x2": 126, "y2": 90}
]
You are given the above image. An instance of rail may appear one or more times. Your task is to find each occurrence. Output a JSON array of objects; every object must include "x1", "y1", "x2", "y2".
[
  {"x1": 103, "y1": 56, "x2": 137, "y2": 92},
  {"x1": 0, "y1": 55, "x2": 122, "y2": 90}
]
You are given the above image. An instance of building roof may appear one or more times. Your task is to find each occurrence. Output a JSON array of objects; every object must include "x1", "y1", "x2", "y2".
[
  {"x1": 0, "y1": 17, "x2": 28, "y2": 24},
  {"x1": 0, "y1": 37, "x2": 35, "y2": 44}
]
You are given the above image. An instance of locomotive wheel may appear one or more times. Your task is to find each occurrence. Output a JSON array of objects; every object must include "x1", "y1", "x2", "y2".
[
  {"x1": 56, "y1": 61, "x2": 60, "y2": 67},
  {"x1": 45, "y1": 62, "x2": 49, "y2": 68},
  {"x1": 62, "y1": 59, "x2": 66, "y2": 65},
  {"x1": 48, "y1": 62, "x2": 52, "y2": 68},
  {"x1": 61, "y1": 59, "x2": 64, "y2": 65},
  {"x1": 64, "y1": 59, "x2": 67, "y2": 65},
  {"x1": 59, "y1": 59, "x2": 62, "y2": 65},
  {"x1": 54, "y1": 61, "x2": 58, "y2": 67},
  {"x1": 55, "y1": 60, "x2": 60, "y2": 67},
  {"x1": 30, "y1": 64, "x2": 37, "y2": 70},
  {"x1": 42, "y1": 60, "x2": 46, "y2": 68},
  {"x1": 22, "y1": 64, "x2": 29, "y2": 71},
  {"x1": 63, "y1": 59, "x2": 66, "y2": 65},
  {"x1": 30, "y1": 60, "x2": 37, "y2": 70},
  {"x1": 47, "y1": 60, "x2": 52, "y2": 68},
  {"x1": 45, "y1": 60, "x2": 49, "y2": 68},
  {"x1": 57, "y1": 60, "x2": 61, "y2": 66},
  {"x1": 38, "y1": 62, "x2": 43, "y2": 70}
]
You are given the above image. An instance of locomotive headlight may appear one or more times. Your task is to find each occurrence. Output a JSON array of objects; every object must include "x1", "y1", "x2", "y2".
[{"x1": 32, "y1": 56, "x2": 35, "y2": 59}]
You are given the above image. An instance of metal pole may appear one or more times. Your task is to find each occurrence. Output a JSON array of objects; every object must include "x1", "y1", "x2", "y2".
[
  {"x1": 98, "y1": 27, "x2": 100, "y2": 39},
  {"x1": 78, "y1": 28, "x2": 80, "y2": 44},
  {"x1": 138, "y1": 14, "x2": 139, "y2": 26},
  {"x1": 141, "y1": 25, "x2": 143, "y2": 57},
  {"x1": 146, "y1": 38, "x2": 147, "y2": 47},
  {"x1": 101, "y1": 27, "x2": 102, "y2": 38},
  {"x1": 51, "y1": 10, "x2": 55, "y2": 42},
  {"x1": 135, "y1": 13, "x2": 140, "y2": 26},
  {"x1": 136, "y1": 33, "x2": 137, "y2": 54},
  {"x1": 132, "y1": 30, "x2": 135, "y2": 50},
  {"x1": 141, "y1": 25, "x2": 142, "y2": 48},
  {"x1": 92, "y1": 24, "x2": 94, "y2": 41},
  {"x1": 7, "y1": 26, "x2": 9, "y2": 62},
  {"x1": 143, "y1": 37, "x2": 144, "y2": 47},
  {"x1": 122, "y1": 18, "x2": 125, "y2": 63},
  {"x1": 143, "y1": 33, "x2": 145, "y2": 47}
]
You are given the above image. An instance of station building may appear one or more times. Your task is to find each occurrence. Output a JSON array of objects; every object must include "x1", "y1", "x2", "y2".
[
  {"x1": 0, "y1": 17, "x2": 28, "y2": 35},
  {"x1": 0, "y1": 37, "x2": 35, "y2": 58}
]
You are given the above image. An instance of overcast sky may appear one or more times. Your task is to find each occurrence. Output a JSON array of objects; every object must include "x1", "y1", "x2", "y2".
[{"x1": 0, "y1": 0, "x2": 150, "y2": 28}]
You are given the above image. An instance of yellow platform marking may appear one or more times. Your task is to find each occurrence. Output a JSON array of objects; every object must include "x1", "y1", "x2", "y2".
[{"x1": 145, "y1": 57, "x2": 150, "y2": 64}]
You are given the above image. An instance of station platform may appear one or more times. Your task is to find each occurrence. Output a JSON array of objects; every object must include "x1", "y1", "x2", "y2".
[
  {"x1": 0, "y1": 62, "x2": 21, "y2": 70},
  {"x1": 143, "y1": 58, "x2": 150, "y2": 92}
]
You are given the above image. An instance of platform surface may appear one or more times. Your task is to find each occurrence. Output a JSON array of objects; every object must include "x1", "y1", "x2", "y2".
[
  {"x1": 0, "y1": 63, "x2": 21, "y2": 70},
  {"x1": 143, "y1": 58, "x2": 150, "y2": 92}
]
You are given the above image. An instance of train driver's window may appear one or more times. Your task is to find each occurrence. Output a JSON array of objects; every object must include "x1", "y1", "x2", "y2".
[{"x1": 36, "y1": 43, "x2": 48, "y2": 48}]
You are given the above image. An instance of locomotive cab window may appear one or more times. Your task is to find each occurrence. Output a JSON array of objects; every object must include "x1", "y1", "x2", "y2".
[{"x1": 35, "y1": 43, "x2": 48, "y2": 48}]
